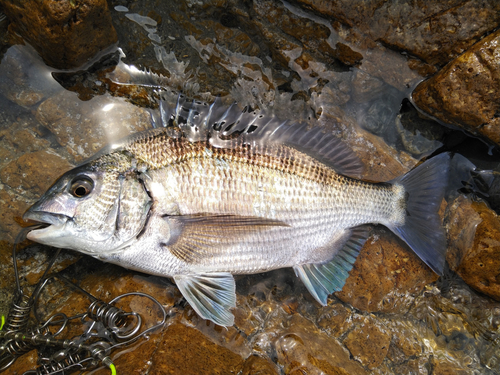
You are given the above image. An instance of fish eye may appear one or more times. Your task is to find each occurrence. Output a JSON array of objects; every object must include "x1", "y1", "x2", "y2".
[{"x1": 69, "y1": 177, "x2": 94, "y2": 198}]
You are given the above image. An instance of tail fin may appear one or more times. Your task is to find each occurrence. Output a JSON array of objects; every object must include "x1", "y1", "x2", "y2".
[{"x1": 389, "y1": 153, "x2": 451, "y2": 275}]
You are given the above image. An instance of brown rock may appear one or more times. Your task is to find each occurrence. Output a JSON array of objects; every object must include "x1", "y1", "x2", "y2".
[
  {"x1": 432, "y1": 357, "x2": 471, "y2": 375},
  {"x1": 391, "y1": 326, "x2": 422, "y2": 359},
  {"x1": 0, "y1": 123, "x2": 51, "y2": 169},
  {"x1": 148, "y1": 322, "x2": 244, "y2": 375},
  {"x1": 317, "y1": 303, "x2": 352, "y2": 337},
  {"x1": 0, "y1": 189, "x2": 30, "y2": 243},
  {"x1": 343, "y1": 318, "x2": 391, "y2": 369},
  {"x1": 445, "y1": 195, "x2": 500, "y2": 301},
  {"x1": 334, "y1": 42, "x2": 363, "y2": 66},
  {"x1": 413, "y1": 29, "x2": 500, "y2": 145},
  {"x1": 0, "y1": 349, "x2": 38, "y2": 375},
  {"x1": 1, "y1": 0, "x2": 117, "y2": 69},
  {"x1": 253, "y1": 0, "x2": 337, "y2": 63},
  {"x1": 392, "y1": 358, "x2": 429, "y2": 375},
  {"x1": 295, "y1": 0, "x2": 500, "y2": 67},
  {"x1": 242, "y1": 355, "x2": 279, "y2": 375},
  {"x1": 336, "y1": 228, "x2": 439, "y2": 313},
  {"x1": 276, "y1": 314, "x2": 368, "y2": 375},
  {"x1": 203, "y1": 19, "x2": 261, "y2": 57},
  {"x1": 0, "y1": 150, "x2": 73, "y2": 194}
]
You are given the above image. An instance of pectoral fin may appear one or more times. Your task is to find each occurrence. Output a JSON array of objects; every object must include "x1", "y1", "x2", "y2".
[
  {"x1": 174, "y1": 272, "x2": 236, "y2": 326},
  {"x1": 163, "y1": 214, "x2": 289, "y2": 263},
  {"x1": 294, "y1": 226, "x2": 369, "y2": 305}
]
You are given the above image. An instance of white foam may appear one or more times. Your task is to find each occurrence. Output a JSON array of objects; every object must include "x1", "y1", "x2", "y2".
[
  {"x1": 125, "y1": 13, "x2": 157, "y2": 27},
  {"x1": 114, "y1": 5, "x2": 129, "y2": 12}
]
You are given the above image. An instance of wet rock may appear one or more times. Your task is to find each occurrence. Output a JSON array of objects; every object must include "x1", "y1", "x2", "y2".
[
  {"x1": 0, "y1": 189, "x2": 30, "y2": 243},
  {"x1": 32, "y1": 264, "x2": 179, "y2": 375},
  {"x1": 201, "y1": 19, "x2": 261, "y2": 57},
  {"x1": 253, "y1": 0, "x2": 337, "y2": 67},
  {"x1": 350, "y1": 70, "x2": 385, "y2": 104},
  {"x1": 396, "y1": 100, "x2": 445, "y2": 157},
  {"x1": 275, "y1": 314, "x2": 368, "y2": 375},
  {"x1": 1, "y1": 350, "x2": 38, "y2": 375},
  {"x1": 317, "y1": 302, "x2": 352, "y2": 337},
  {"x1": 0, "y1": 120, "x2": 51, "y2": 170},
  {"x1": 445, "y1": 195, "x2": 500, "y2": 301},
  {"x1": 333, "y1": 42, "x2": 363, "y2": 66},
  {"x1": 336, "y1": 228, "x2": 439, "y2": 313},
  {"x1": 413, "y1": 29, "x2": 500, "y2": 146},
  {"x1": 148, "y1": 322, "x2": 244, "y2": 375},
  {"x1": 0, "y1": 241, "x2": 79, "y2": 298},
  {"x1": 392, "y1": 358, "x2": 429, "y2": 375},
  {"x1": 0, "y1": 45, "x2": 59, "y2": 108},
  {"x1": 432, "y1": 358, "x2": 471, "y2": 375},
  {"x1": 388, "y1": 323, "x2": 422, "y2": 360},
  {"x1": 36, "y1": 91, "x2": 151, "y2": 162},
  {"x1": 294, "y1": 0, "x2": 500, "y2": 67},
  {"x1": 343, "y1": 317, "x2": 391, "y2": 369},
  {"x1": 0, "y1": 149, "x2": 73, "y2": 195},
  {"x1": 242, "y1": 355, "x2": 279, "y2": 375},
  {"x1": 1, "y1": 0, "x2": 118, "y2": 69},
  {"x1": 0, "y1": 148, "x2": 72, "y2": 241}
]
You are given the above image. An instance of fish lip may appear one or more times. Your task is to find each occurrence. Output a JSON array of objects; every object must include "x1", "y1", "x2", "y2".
[
  {"x1": 23, "y1": 211, "x2": 70, "y2": 226},
  {"x1": 23, "y1": 211, "x2": 71, "y2": 243}
]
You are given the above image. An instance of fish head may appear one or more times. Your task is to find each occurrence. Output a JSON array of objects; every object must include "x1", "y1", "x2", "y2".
[{"x1": 24, "y1": 154, "x2": 151, "y2": 255}]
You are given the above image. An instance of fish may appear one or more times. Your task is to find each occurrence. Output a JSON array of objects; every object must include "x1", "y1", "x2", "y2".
[{"x1": 24, "y1": 95, "x2": 450, "y2": 326}]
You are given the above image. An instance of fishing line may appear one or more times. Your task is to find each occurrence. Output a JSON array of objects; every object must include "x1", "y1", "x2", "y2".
[{"x1": 2, "y1": 228, "x2": 168, "y2": 374}]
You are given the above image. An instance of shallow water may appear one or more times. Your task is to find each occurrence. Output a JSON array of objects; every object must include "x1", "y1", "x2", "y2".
[{"x1": 1, "y1": 0, "x2": 500, "y2": 374}]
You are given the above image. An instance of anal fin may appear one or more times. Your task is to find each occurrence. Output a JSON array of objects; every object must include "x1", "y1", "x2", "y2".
[
  {"x1": 174, "y1": 272, "x2": 236, "y2": 326},
  {"x1": 294, "y1": 226, "x2": 369, "y2": 305}
]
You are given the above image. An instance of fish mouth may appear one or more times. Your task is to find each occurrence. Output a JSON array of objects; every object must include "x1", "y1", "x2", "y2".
[{"x1": 23, "y1": 211, "x2": 70, "y2": 241}]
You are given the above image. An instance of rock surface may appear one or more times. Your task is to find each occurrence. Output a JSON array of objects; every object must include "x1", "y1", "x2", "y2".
[
  {"x1": 336, "y1": 228, "x2": 439, "y2": 313},
  {"x1": 0, "y1": 0, "x2": 500, "y2": 374},
  {"x1": 413, "y1": 29, "x2": 500, "y2": 145},
  {"x1": 0, "y1": 44, "x2": 59, "y2": 108},
  {"x1": 0, "y1": 150, "x2": 73, "y2": 195},
  {"x1": 1, "y1": 0, "x2": 117, "y2": 69},
  {"x1": 293, "y1": 0, "x2": 500, "y2": 68},
  {"x1": 4, "y1": 254, "x2": 499, "y2": 375},
  {"x1": 445, "y1": 195, "x2": 500, "y2": 301},
  {"x1": 343, "y1": 317, "x2": 391, "y2": 369},
  {"x1": 0, "y1": 149, "x2": 73, "y2": 242},
  {"x1": 36, "y1": 91, "x2": 152, "y2": 163}
]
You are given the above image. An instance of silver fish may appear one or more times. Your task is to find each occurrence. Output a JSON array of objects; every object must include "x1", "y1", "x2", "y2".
[{"x1": 24, "y1": 95, "x2": 450, "y2": 326}]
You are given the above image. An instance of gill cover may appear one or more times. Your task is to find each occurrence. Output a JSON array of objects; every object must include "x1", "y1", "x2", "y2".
[{"x1": 25, "y1": 155, "x2": 152, "y2": 254}]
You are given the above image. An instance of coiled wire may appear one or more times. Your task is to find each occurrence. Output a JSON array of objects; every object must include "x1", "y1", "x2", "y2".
[
  {"x1": 3, "y1": 294, "x2": 32, "y2": 333},
  {"x1": 27, "y1": 352, "x2": 86, "y2": 375},
  {"x1": 87, "y1": 300, "x2": 141, "y2": 339},
  {"x1": 3, "y1": 227, "x2": 166, "y2": 374}
]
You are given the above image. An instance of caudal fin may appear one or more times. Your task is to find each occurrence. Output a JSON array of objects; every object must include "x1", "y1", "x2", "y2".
[{"x1": 389, "y1": 153, "x2": 451, "y2": 275}]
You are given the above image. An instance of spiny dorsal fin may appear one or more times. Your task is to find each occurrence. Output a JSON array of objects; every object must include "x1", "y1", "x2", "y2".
[{"x1": 160, "y1": 95, "x2": 364, "y2": 178}]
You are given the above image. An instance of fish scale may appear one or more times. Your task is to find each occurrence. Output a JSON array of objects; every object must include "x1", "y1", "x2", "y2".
[
  {"x1": 24, "y1": 96, "x2": 450, "y2": 326},
  {"x1": 140, "y1": 143, "x2": 399, "y2": 272}
]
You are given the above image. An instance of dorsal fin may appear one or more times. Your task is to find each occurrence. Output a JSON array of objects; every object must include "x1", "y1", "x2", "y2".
[{"x1": 159, "y1": 94, "x2": 364, "y2": 178}]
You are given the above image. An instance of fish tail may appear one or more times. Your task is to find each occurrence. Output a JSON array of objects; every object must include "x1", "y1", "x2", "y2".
[{"x1": 389, "y1": 153, "x2": 451, "y2": 275}]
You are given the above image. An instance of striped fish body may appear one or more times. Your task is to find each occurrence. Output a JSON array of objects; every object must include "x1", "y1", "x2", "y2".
[
  {"x1": 117, "y1": 134, "x2": 402, "y2": 275},
  {"x1": 24, "y1": 96, "x2": 449, "y2": 326}
]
